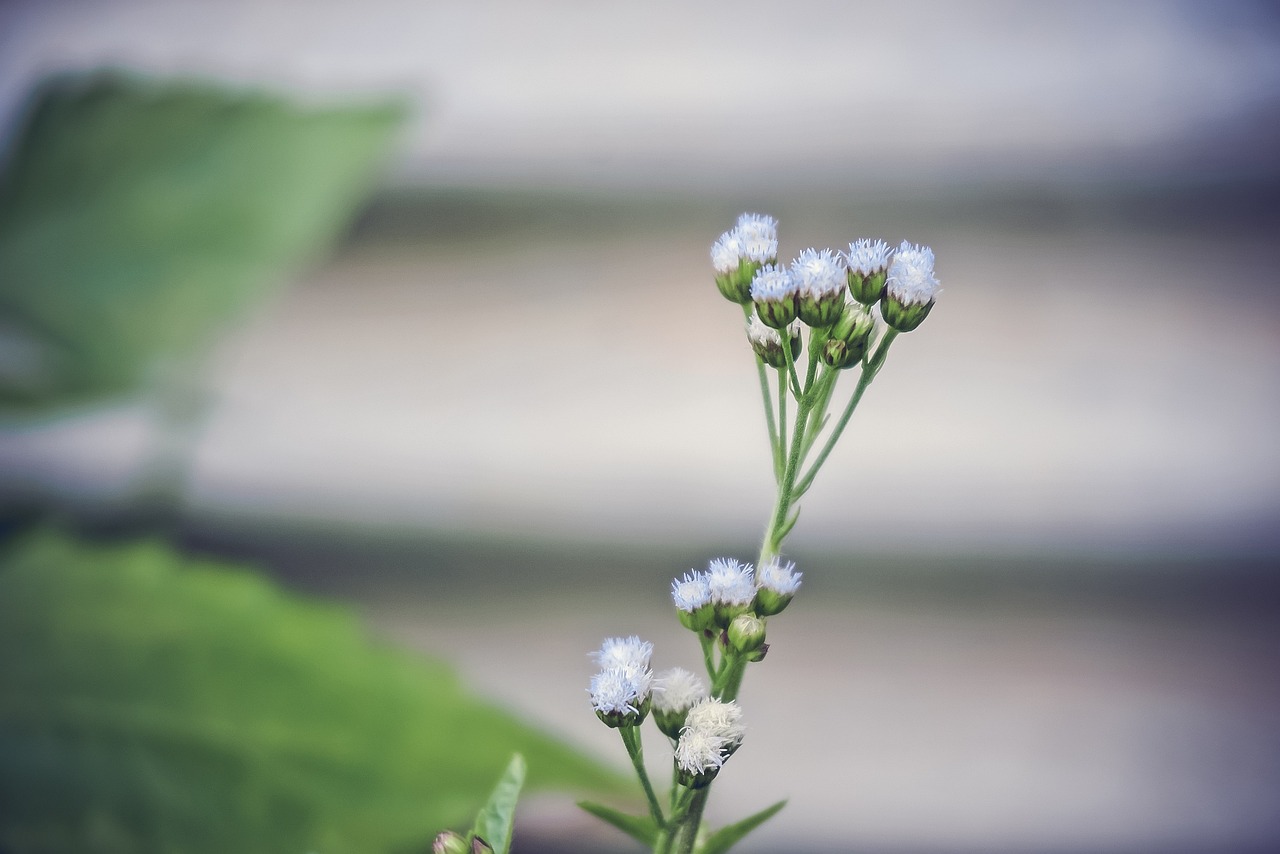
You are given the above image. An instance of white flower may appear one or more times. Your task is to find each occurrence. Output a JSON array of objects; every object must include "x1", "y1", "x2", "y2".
[
  {"x1": 652, "y1": 667, "x2": 708, "y2": 715},
  {"x1": 591, "y1": 635, "x2": 654, "y2": 672},
  {"x1": 790, "y1": 248, "x2": 845, "y2": 298},
  {"x1": 749, "y1": 264, "x2": 797, "y2": 301},
  {"x1": 589, "y1": 665, "x2": 653, "y2": 716},
  {"x1": 675, "y1": 725, "x2": 728, "y2": 775},
  {"x1": 885, "y1": 240, "x2": 941, "y2": 305},
  {"x1": 684, "y1": 697, "x2": 747, "y2": 744},
  {"x1": 704, "y1": 557, "x2": 755, "y2": 606},
  {"x1": 745, "y1": 314, "x2": 779, "y2": 348},
  {"x1": 735, "y1": 212, "x2": 777, "y2": 244},
  {"x1": 845, "y1": 238, "x2": 893, "y2": 276},
  {"x1": 711, "y1": 230, "x2": 742, "y2": 274},
  {"x1": 675, "y1": 697, "x2": 746, "y2": 775},
  {"x1": 671, "y1": 572, "x2": 711, "y2": 612},
  {"x1": 756, "y1": 557, "x2": 802, "y2": 596}
]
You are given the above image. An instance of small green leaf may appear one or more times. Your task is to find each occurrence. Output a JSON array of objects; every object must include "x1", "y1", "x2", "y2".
[
  {"x1": 470, "y1": 754, "x2": 525, "y2": 854},
  {"x1": 697, "y1": 799, "x2": 787, "y2": 854},
  {"x1": 577, "y1": 800, "x2": 659, "y2": 846}
]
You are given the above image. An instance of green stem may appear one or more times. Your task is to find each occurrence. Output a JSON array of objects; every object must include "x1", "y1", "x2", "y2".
[
  {"x1": 698, "y1": 631, "x2": 717, "y2": 680},
  {"x1": 776, "y1": 366, "x2": 788, "y2": 479},
  {"x1": 619, "y1": 726, "x2": 665, "y2": 831},
  {"x1": 671, "y1": 786, "x2": 711, "y2": 854},
  {"x1": 794, "y1": 330, "x2": 898, "y2": 496}
]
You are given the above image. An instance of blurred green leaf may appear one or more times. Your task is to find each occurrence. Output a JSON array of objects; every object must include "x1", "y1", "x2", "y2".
[
  {"x1": 0, "y1": 532, "x2": 624, "y2": 853},
  {"x1": 697, "y1": 798, "x2": 787, "y2": 854},
  {"x1": 469, "y1": 754, "x2": 524, "y2": 854},
  {"x1": 0, "y1": 71, "x2": 403, "y2": 410},
  {"x1": 576, "y1": 800, "x2": 659, "y2": 846}
]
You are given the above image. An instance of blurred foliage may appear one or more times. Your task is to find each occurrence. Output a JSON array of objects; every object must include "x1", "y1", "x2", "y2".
[
  {"x1": 0, "y1": 71, "x2": 403, "y2": 411},
  {"x1": 0, "y1": 532, "x2": 625, "y2": 853}
]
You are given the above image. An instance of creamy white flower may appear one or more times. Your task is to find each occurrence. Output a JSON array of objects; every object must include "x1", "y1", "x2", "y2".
[
  {"x1": 756, "y1": 557, "x2": 803, "y2": 595},
  {"x1": 711, "y1": 230, "x2": 743, "y2": 274},
  {"x1": 745, "y1": 314, "x2": 779, "y2": 347},
  {"x1": 705, "y1": 557, "x2": 755, "y2": 606},
  {"x1": 652, "y1": 667, "x2": 708, "y2": 715},
  {"x1": 845, "y1": 238, "x2": 893, "y2": 276},
  {"x1": 671, "y1": 572, "x2": 711, "y2": 612},
  {"x1": 749, "y1": 265, "x2": 797, "y2": 301},
  {"x1": 790, "y1": 247, "x2": 846, "y2": 297},
  {"x1": 591, "y1": 636, "x2": 654, "y2": 672},
  {"x1": 885, "y1": 240, "x2": 941, "y2": 305},
  {"x1": 589, "y1": 665, "x2": 653, "y2": 715}
]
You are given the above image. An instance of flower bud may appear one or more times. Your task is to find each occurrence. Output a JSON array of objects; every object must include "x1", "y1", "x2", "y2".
[
  {"x1": 844, "y1": 238, "x2": 893, "y2": 305},
  {"x1": 727, "y1": 613, "x2": 766, "y2": 654},
  {"x1": 711, "y1": 214, "x2": 779, "y2": 304},
  {"x1": 588, "y1": 637, "x2": 654, "y2": 728},
  {"x1": 472, "y1": 837, "x2": 495, "y2": 854},
  {"x1": 704, "y1": 558, "x2": 756, "y2": 629},
  {"x1": 881, "y1": 240, "x2": 940, "y2": 332},
  {"x1": 822, "y1": 304, "x2": 876, "y2": 369},
  {"x1": 672, "y1": 572, "x2": 715, "y2": 632},
  {"x1": 433, "y1": 831, "x2": 470, "y2": 854},
  {"x1": 675, "y1": 698, "x2": 746, "y2": 787},
  {"x1": 746, "y1": 315, "x2": 802, "y2": 369}
]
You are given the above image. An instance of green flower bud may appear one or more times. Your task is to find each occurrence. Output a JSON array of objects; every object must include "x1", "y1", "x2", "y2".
[
  {"x1": 745, "y1": 642, "x2": 770, "y2": 662},
  {"x1": 594, "y1": 694, "x2": 651, "y2": 729},
  {"x1": 844, "y1": 238, "x2": 893, "y2": 305},
  {"x1": 433, "y1": 831, "x2": 470, "y2": 854},
  {"x1": 880, "y1": 295, "x2": 934, "y2": 333},
  {"x1": 472, "y1": 836, "x2": 495, "y2": 854},
  {"x1": 848, "y1": 269, "x2": 887, "y2": 305},
  {"x1": 746, "y1": 315, "x2": 802, "y2": 370},
  {"x1": 822, "y1": 304, "x2": 876, "y2": 369},
  {"x1": 727, "y1": 614, "x2": 767, "y2": 654}
]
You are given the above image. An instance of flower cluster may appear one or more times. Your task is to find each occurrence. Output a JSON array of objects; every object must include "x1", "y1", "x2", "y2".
[
  {"x1": 588, "y1": 635, "x2": 654, "y2": 728},
  {"x1": 717, "y1": 219, "x2": 941, "y2": 361}
]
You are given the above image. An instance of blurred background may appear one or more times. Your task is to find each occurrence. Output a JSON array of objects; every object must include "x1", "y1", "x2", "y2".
[{"x1": 1, "y1": 1, "x2": 1279, "y2": 852}]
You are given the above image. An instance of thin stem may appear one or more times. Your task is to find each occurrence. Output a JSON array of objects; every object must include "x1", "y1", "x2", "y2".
[
  {"x1": 619, "y1": 726, "x2": 665, "y2": 830},
  {"x1": 776, "y1": 366, "x2": 788, "y2": 478},
  {"x1": 698, "y1": 631, "x2": 717, "y2": 680},
  {"x1": 795, "y1": 330, "x2": 898, "y2": 496}
]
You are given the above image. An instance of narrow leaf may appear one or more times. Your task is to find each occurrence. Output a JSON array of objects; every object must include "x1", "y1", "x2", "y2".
[
  {"x1": 470, "y1": 754, "x2": 526, "y2": 854},
  {"x1": 577, "y1": 800, "x2": 659, "y2": 846},
  {"x1": 698, "y1": 799, "x2": 787, "y2": 854}
]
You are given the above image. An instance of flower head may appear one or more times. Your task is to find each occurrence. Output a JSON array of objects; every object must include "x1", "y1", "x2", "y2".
[
  {"x1": 671, "y1": 572, "x2": 711, "y2": 612},
  {"x1": 675, "y1": 698, "x2": 746, "y2": 786},
  {"x1": 711, "y1": 230, "x2": 743, "y2": 275},
  {"x1": 705, "y1": 557, "x2": 756, "y2": 627},
  {"x1": 845, "y1": 239, "x2": 893, "y2": 277},
  {"x1": 704, "y1": 558, "x2": 755, "y2": 607},
  {"x1": 755, "y1": 557, "x2": 802, "y2": 616},
  {"x1": 791, "y1": 248, "x2": 846, "y2": 298},
  {"x1": 589, "y1": 636, "x2": 655, "y2": 727},
  {"x1": 750, "y1": 265, "x2": 800, "y2": 328},
  {"x1": 652, "y1": 666, "x2": 709, "y2": 738},
  {"x1": 885, "y1": 241, "x2": 940, "y2": 306},
  {"x1": 882, "y1": 240, "x2": 941, "y2": 332},
  {"x1": 591, "y1": 635, "x2": 654, "y2": 672},
  {"x1": 735, "y1": 212, "x2": 778, "y2": 246}
]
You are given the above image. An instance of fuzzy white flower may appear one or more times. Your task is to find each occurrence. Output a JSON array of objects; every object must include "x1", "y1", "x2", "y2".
[
  {"x1": 710, "y1": 230, "x2": 743, "y2": 274},
  {"x1": 671, "y1": 572, "x2": 711, "y2": 612},
  {"x1": 684, "y1": 697, "x2": 747, "y2": 744},
  {"x1": 748, "y1": 264, "x2": 797, "y2": 301},
  {"x1": 845, "y1": 238, "x2": 893, "y2": 276},
  {"x1": 756, "y1": 557, "x2": 803, "y2": 596},
  {"x1": 790, "y1": 247, "x2": 846, "y2": 298},
  {"x1": 589, "y1": 665, "x2": 653, "y2": 716},
  {"x1": 675, "y1": 725, "x2": 728, "y2": 775},
  {"x1": 885, "y1": 240, "x2": 941, "y2": 305},
  {"x1": 675, "y1": 697, "x2": 747, "y2": 777},
  {"x1": 745, "y1": 313, "x2": 780, "y2": 348},
  {"x1": 652, "y1": 667, "x2": 708, "y2": 716},
  {"x1": 591, "y1": 635, "x2": 654, "y2": 672},
  {"x1": 704, "y1": 557, "x2": 755, "y2": 606},
  {"x1": 735, "y1": 212, "x2": 777, "y2": 244}
]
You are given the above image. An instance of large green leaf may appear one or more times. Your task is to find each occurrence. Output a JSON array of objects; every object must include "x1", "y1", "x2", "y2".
[
  {"x1": 469, "y1": 754, "x2": 525, "y2": 854},
  {"x1": 0, "y1": 71, "x2": 402, "y2": 410},
  {"x1": 0, "y1": 532, "x2": 624, "y2": 853}
]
